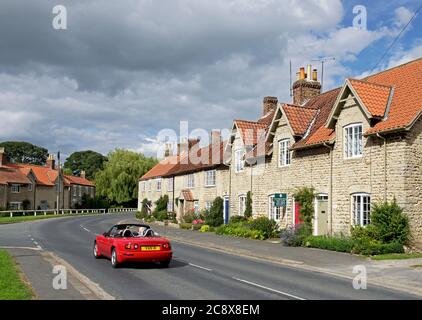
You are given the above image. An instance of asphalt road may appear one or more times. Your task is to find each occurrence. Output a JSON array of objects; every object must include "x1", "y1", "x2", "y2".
[{"x1": 0, "y1": 213, "x2": 419, "y2": 300}]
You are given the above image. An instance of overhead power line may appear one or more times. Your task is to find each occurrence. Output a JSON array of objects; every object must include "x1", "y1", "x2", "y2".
[{"x1": 371, "y1": 4, "x2": 422, "y2": 72}]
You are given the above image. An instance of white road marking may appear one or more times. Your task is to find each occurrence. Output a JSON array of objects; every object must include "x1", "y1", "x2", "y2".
[
  {"x1": 80, "y1": 224, "x2": 92, "y2": 233},
  {"x1": 189, "y1": 263, "x2": 213, "y2": 272},
  {"x1": 232, "y1": 277, "x2": 306, "y2": 300},
  {"x1": 0, "y1": 246, "x2": 42, "y2": 251}
]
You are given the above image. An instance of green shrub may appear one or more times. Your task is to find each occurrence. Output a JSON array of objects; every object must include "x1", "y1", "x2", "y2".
[
  {"x1": 153, "y1": 195, "x2": 168, "y2": 214},
  {"x1": 370, "y1": 200, "x2": 410, "y2": 245},
  {"x1": 280, "y1": 224, "x2": 311, "y2": 246},
  {"x1": 304, "y1": 236, "x2": 356, "y2": 253},
  {"x1": 192, "y1": 223, "x2": 204, "y2": 231},
  {"x1": 153, "y1": 210, "x2": 168, "y2": 221},
  {"x1": 293, "y1": 187, "x2": 315, "y2": 232},
  {"x1": 244, "y1": 191, "x2": 253, "y2": 219},
  {"x1": 182, "y1": 210, "x2": 196, "y2": 223},
  {"x1": 230, "y1": 215, "x2": 247, "y2": 224},
  {"x1": 206, "y1": 197, "x2": 224, "y2": 227},
  {"x1": 179, "y1": 223, "x2": 192, "y2": 230},
  {"x1": 215, "y1": 223, "x2": 265, "y2": 240},
  {"x1": 199, "y1": 225, "x2": 210, "y2": 232},
  {"x1": 248, "y1": 216, "x2": 277, "y2": 239},
  {"x1": 140, "y1": 198, "x2": 150, "y2": 216},
  {"x1": 353, "y1": 239, "x2": 404, "y2": 256},
  {"x1": 135, "y1": 210, "x2": 148, "y2": 220}
]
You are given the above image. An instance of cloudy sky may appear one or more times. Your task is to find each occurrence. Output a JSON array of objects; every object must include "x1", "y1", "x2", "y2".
[{"x1": 1, "y1": 0, "x2": 421, "y2": 159}]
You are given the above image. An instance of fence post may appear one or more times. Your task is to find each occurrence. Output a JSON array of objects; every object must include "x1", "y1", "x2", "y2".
[{"x1": 10, "y1": 212, "x2": 13, "y2": 218}]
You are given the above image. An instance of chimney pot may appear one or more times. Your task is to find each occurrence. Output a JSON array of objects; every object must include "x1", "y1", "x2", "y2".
[
  {"x1": 299, "y1": 67, "x2": 305, "y2": 80},
  {"x1": 312, "y1": 69, "x2": 318, "y2": 81},
  {"x1": 307, "y1": 65, "x2": 312, "y2": 81},
  {"x1": 292, "y1": 66, "x2": 321, "y2": 105}
]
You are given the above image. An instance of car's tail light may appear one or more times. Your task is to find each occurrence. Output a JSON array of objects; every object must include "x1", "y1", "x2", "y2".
[
  {"x1": 133, "y1": 244, "x2": 139, "y2": 250},
  {"x1": 162, "y1": 243, "x2": 171, "y2": 250},
  {"x1": 125, "y1": 244, "x2": 132, "y2": 249}
]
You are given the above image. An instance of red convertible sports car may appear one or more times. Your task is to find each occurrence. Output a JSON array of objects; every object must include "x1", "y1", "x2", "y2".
[{"x1": 93, "y1": 223, "x2": 172, "y2": 268}]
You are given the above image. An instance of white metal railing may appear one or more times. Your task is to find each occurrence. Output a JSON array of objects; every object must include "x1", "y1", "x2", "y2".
[{"x1": 0, "y1": 207, "x2": 137, "y2": 218}]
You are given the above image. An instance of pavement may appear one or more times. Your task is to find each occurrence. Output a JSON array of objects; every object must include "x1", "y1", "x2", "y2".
[{"x1": 0, "y1": 212, "x2": 420, "y2": 300}]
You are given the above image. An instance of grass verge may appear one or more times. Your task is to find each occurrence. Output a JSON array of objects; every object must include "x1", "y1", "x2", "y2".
[
  {"x1": 0, "y1": 213, "x2": 103, "y2": 224},
  {"x1": 370, "y1": 253, "x2": 422, "y2": 260},
  {"x1": 0, "y1": 250, "x2": 34, "y2": 300}
]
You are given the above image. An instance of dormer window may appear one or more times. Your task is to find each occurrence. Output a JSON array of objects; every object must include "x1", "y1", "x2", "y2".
[{"x1": 344, "y1": 123, "x2": 363, "y2": 159}]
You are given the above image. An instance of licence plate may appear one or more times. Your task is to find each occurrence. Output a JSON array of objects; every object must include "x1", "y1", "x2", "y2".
[{"x1": 141, "y1": 246, "x2": 161, "y2": 251}]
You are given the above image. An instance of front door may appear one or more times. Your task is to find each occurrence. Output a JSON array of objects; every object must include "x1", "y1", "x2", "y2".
[
  {"x1": 316, "y1": 196, "x2": 328, "y2": 235},
  {"x1": 223, "y1": 197, "x2": 229, "y2": 224}
]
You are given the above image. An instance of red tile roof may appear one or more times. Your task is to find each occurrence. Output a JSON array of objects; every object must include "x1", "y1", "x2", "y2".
[
  {"x1": 281, "y1": 104, "x2": 318, "y2": 136},
  {"x1": 64, "y1": 175, "x2": 95, "y2": 187},
  {"x1": 140, "y1": 155, "x2": 179, "y2": 181},
  {"x1": 348, "y1": 78, "x2": 392, "y2": 117},
  {"x1": 140, "y1": 141, "x2": 228, "y2": 180},
  {"x1": 7, "y1": 163, "x2": 58, "y2": 186},
  {"x1": 5, "y1": 163, "x2": 94, "y2": 187},
  {"x1": 234, "y1": 120, "x2": 268, "y2": 145},
  {"x1": 180, "y1": 189, "x2": 194, "y2": 201},
  {"x1": 0, "y1": 166, "x2": 32, "y2": 185}
]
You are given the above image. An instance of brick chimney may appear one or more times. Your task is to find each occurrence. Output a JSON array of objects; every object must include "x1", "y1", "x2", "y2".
[
  {"x1": 262, "y1": 96, "x2": 278, "y2": 115},
  {"x1": 46, "y1": 154, "x2": 55, "y2": 169},
  {"x1": 211, "y1": 130, "x2": 221, "y2": 146},
  {"x1": 177, "y1": 138, "x2": 200, "y2": 156},
  {"x1": 80, "y1": 170, "x2": 86, "y2": 179},
  {"x1": 292, "y1": 65, "x2": 321, "y2": 105},
  {"x1": 0, "y1": 148, "x2": 5, "y2": 166}
]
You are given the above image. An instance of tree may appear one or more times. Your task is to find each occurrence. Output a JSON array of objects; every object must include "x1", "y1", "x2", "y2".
[
  {"x1": 0, "y1": 141, "x2": 48, "y2": 165},
  {"x1": 244, "y1": 191, "x2": 253, "y2": 218},
  {"x1": 95, "y1": 149, "x2": 157, "y2": 205},
  {"x1": 205, "y1": 196, "x2": 224, "y2": 227},
  {"x1": 64, "y1": 150, "x2": 107, "y2": 180}
]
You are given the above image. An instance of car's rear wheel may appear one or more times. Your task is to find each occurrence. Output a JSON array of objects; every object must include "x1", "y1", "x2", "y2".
[
  {"x1": 93, "y1": 242, "x2": 101, "y2": 259},
  {"x1": 111, "y1": 248, "x2": 119, "y2": 268},
  {"x1": 160, "y1": 259, "x2": 171, "y2": 268}
]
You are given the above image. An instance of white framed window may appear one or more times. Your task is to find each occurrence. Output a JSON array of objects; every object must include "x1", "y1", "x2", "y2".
[
  {"x1": 156, "y1": 178, "x2": 161, "y2": 191},
  {"x1": 73, "y1": 186, "x2": 77, "y2": 197},
  {"x1": 11, "y1": 184, "x2": 20, "y2": 193},
  {"x1": 9, "y1": 202, "x2": 21, "y2": 210},
  {"x1": 344, "y1": 123, "x2": 363, "y2": 158},
  {"x1": 167, "y1": 200, "x2": 174, "y2": 212},
  {"x1": 279, "y1": 139, "x2": 291, "y2": 167},
  {"x1": 205, "y1": 201, "x2": 212, "y2": 211},
  {"x1": 235, "y1": 149, "x2": 245, "y2": 173},
  {"x1": 186, "y1": 174, "x2": 195, "y2": 188},
  {"x1": 148, "y1": 180, "x2": 152, "y2": 191},
  {"x1": 352, "y1": 193, "x2": 371, "y2": 226},
  {"x1": 238, "y1": 195, "x2": 246, "y2": 216},
  {"x1": 167, "y1": 177, "x2": 173, "y2": 191},
  {"x1": 193, "y1": 201, "x2": 199, "y2": 214},
  {"x1": 28, "y1": 184, "x2": 33, "y2": 192},
  {"x1": 205, "y1": 170, "x2": 216, "y2": 186},
  {"x1": 268, "y1": 195, "x2": 283, "y2": 222}
]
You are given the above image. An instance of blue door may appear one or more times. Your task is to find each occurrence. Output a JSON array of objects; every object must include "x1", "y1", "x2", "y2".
[{"x1": 223, "y1": 197, "x2": 229, "y2": 224}]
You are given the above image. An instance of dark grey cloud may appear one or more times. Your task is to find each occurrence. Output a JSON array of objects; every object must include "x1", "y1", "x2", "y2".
[{"x1": 0, "y1": 0, "x2": 400, "y2": 159}]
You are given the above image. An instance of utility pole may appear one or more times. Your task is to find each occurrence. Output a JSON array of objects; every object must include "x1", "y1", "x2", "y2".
[
  {"x1": 312, "y1": 57, "x2": 335, "y2": 92},
  {"x1": 56, "y1": 151, "x2": 61, "y2": 214}
]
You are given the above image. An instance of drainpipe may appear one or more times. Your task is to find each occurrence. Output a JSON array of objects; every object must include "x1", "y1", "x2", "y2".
[
  {"x1": 323, "y1": 143, "x2": 333, "y2": 236},
  {"x1": 376, "y1": 133, "x2": 387, "y2": 202}
]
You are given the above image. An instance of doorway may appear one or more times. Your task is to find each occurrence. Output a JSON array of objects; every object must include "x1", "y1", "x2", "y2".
[{"x1": 315, "y1": 195, "x2": 328, "y2": 235}]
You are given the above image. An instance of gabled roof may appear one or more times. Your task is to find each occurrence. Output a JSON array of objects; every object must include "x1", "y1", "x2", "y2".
[
  {"x1": 0, "y1": 166, "x2": 32, "y2": 185},
  {"x1": 281, "y1": 104, "x2": 318, "y2": 136},
  {"x1": 233, "y1": 120, "x2": 268, "y2": 146},
  {"x1": 6, "y1": 163, "x2": 58, "y2": 186},
  {"x1": 348, "y1": 79, "x2": 393, "y2": 118},
  {"x1": 180, "y1": 189, "x2": 195, "y2": 201}
]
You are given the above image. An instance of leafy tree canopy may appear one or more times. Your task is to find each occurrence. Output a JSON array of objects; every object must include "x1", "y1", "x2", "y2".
[
  {"x1": 64, "y1": 150, "x2": 107, "y2": 180},
  {"x1": 95, "y1": 149, "x2": 158, "y2": 204},
  {"x1": 0, "y1": 141, "x2": 48, "y2": 165}
]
